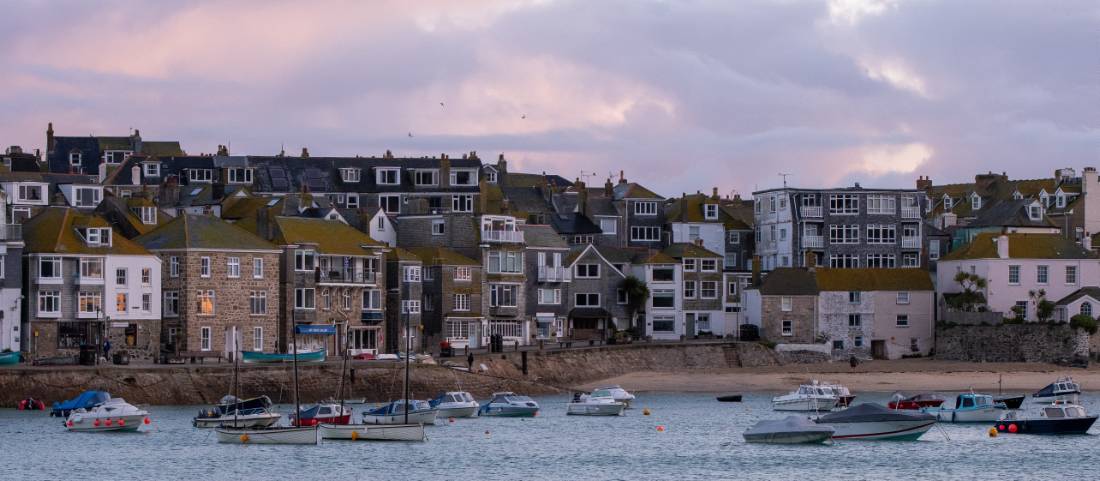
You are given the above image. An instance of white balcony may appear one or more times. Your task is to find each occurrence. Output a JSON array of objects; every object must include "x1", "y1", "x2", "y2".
[
  {"x1": 537, "y1": 266, "x2": 571, "y2": 282},
  {"x1": 901, "y1": 207, "x2": 921, "y2": 219},
  {"x1": 801, "y1": 206, "x2": 823, "y2": 218},
  {"x1": 481, "y1": 229, "x2": 524, "y2": 243},
  {"x1": 802, "y1": 235, "x2": 824, "y2": 248},
  {"x1": 901, "y1": 236, "x2": 921, "y2": 249}
]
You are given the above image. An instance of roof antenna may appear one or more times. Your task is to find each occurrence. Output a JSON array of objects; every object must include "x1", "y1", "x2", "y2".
[{"x1": 779, "y1": 173, "x2": 791, "y2": 189}]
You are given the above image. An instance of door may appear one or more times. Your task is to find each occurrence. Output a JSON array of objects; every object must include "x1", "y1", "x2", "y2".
[
  {"x1": 224, "y1": 326, "x2": 242, "y2": 361},
  {"x1": 871, "y1": 340, "x2": 886, "y2": 360}
]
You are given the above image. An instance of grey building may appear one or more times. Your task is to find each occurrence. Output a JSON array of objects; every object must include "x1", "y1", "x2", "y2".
[
  {"x1": 407, "y1": 247, "x2": 483, "y2": 350},
  {"x1": 521, "y1": 224, "x2": 571, "y2": 340},
  {"x1": 563, "y1": 245, "x2": 635, "y2": 340},
  {"x1": 386, "y1": 248, "x2": 424, "y2": 353}
]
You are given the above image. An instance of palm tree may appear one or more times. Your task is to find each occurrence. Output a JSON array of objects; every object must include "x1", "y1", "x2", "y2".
[{"x1": 620, "y1": 275, "x2": 651, "y2": 339}]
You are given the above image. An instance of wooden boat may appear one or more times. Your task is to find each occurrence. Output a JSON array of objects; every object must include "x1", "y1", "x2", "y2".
[
  {"x1": 888, "y1": 392, "x2": 945, "y2": 410},
  {"x1": 716, "y1": 394, "x2": 743, "y2": 403},
  {"x1": 241, "y1": 348, "x2": 326, "y2": 364},
  {"x1": 0, "y1": 351, "x2": 20, "y2": 365},
  {"x1": 293, "y1": 403, "x2": 352, "y2": 426}
]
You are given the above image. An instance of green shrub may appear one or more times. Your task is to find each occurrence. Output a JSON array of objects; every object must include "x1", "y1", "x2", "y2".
[
  {"x1": 758, "y1": 340, "x2": 777, "y2": 349},
  {"x1": 1070, "y1": 315, "x2": 1098, "y2": 335}
]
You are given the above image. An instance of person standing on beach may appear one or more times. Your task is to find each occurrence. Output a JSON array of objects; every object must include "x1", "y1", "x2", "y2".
[{"x1": 467, "y1": 351, "x2": 474, "y2": 371}]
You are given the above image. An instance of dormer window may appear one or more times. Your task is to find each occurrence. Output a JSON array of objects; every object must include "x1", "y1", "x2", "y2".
[
  {"x1": 1056, "y1": 193, "x2": 1066, "y2": 209},
  {"x1": 17, "y1": 184, "x2": 43, "y2": 202},
  {"x1": 1012, "y1": 191, "x2": 1023, "y2": 200},
  {"x1": 74, "y1": 187, "x2": 101, "y2": 208},
  {"x1": 102, "y1": 150, "x2": 131, "y2": 164},
  {"x1": 143, "y1": 162, "x2": 160, "y2": 177},
  {"x1": 971, "y1": 194, "x2": 981, "y2": 210},
  {"x1": 376, "y1": 167, "x2": 400, "y2": 185},
  {"x1": 227, "y1": 167, "x2": 253, "y2": 184},
  {"x1": 83, "y1": 227, "x2": 112, "y2": 246},
  {"x1": 942, "y1": 195, "x2": 953, "y2": 210},
  {"x1": 69, "y1": 152, "x2": 82, "y2": 166},
  {"x1": 704, "y1": 204, "x2": 718, "y2": 220},
  {"x1": 137, "y1": 207, "x2": 156, "y2": 225},
  {"x1": 413, "y1": 169, "x2": 438, "y2": 186},
  {"x1": 485, "y1": 170, "x2": 498, "y2": 184},
  {"x1": 1029, "y1": 203, "x2": 1042, "y2": 221},
  {"x1": 188, "y1": 169, "x2": 213, "y2": 183},
  {"x1": 449, "y1": 169, "x2": 477, "y2": 186},
  {"x1": 1039, "y1": 190, "x2": 1049, "y2": 206},
  {"x1": 634, "y1": 201, "x2": 658, "y2": 215},
  {"x1": 340, "y1": 168, "x2": 361, "y2": 183}
]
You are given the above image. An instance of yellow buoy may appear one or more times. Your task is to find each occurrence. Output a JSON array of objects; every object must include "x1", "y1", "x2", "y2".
[
  {"x1": 643, "y1": 408, "x2": 651, "y2": 416},
  {"x1": 240, "y1": 434, "x2": 250, "y2": 443},
  {"x1": 988, "y1": 427, "x2": 998, "y2": 438},
  {"x1": 351, "y1": 430, "x2": 359, "y2": 441}
]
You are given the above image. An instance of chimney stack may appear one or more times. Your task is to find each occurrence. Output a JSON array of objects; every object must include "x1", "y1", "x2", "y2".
[
  {"x1": 604, "y1": 177, "x2": 613, "y2": 196},
  {"x1": 711, "y1": 187, "x2": 719, "y2": 200},
  {"x1": 497, "y1": 153, "x2": 507, "y2": 173},
  {"x1": 916, "y1": 175, "x2": 932, "y2": 191},
  {"x1": 440, "y1": 153, "x2": 451, "y2": 187},
  {"x1": 46, "y1": 122, "x2": 55, "y2": 154},
  {"x1": 217, "y1": 144, "x2": 229, "y2": 156},
  {"x1": 301, "y1": 147, "x2": 309, "y2": 158},
  {"x1": 576, "y1": 180, "x2": 588, "y2": 216},
  {"x1": 995, "y1": 235, "x2": 1010, "y2": 259},
  {"x1": 618, "y1": 170, "x2": 626, "y2": 185}
]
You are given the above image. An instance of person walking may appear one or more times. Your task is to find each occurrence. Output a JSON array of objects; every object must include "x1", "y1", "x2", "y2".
[
  {"x1": 467, "y1": 351, "x2": 474, "y2": 371},
  {"x1": 103, "y1": 339, "x2": 112, "y2": 362}
]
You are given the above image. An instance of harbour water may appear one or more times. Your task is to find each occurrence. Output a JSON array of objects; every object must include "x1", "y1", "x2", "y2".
[{"x1": 4, "y1": 392, "x2": 1099, "y2": 480}]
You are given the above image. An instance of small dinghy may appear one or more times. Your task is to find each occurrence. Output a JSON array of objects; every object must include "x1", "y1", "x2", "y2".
[
  {"x1": 66, "y1": 398, "x2": 150, "y2": 433},
  {"x1": 18, "y1": 397, "x2": 45, "y2": 411},
  {"x1": 815, "y1": 403, "x2": 936, "y2": 441},
  {"x1": 744, "y1": 416, "x2": 835, "y2": 444},
  {"x1": 717, "y1": 394, "x2": 743, "y2": 403},
  {"x1": 567, "y1": 390, "x2": 626, "y2": 416},
  {"x1": 887, "y1": 392, "x2": 944, "y2": 410}
]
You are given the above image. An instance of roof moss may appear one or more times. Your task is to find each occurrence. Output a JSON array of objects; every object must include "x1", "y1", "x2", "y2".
[
  {"x1": 940, "y1": 233, "x2": 1096, "y2": 261},
  {"x1": 273, "y1": 217, "x2": 385, "y2": 255},
  {"x1": 814, "y1": 268, "x2": 933, "y2": 291}
]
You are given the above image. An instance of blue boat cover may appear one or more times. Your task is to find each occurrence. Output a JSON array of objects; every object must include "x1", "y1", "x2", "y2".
[
  {"x1": 51, "y1": 391, "x2": 110, "y2": 414},
  {"x1": 295, "y1": 324, "x2": 336, "y2": 335}
]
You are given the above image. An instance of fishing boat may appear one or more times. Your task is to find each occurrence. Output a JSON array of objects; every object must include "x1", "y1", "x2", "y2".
[
  {"x1": 241, "y1": 348, "x2": 326, "y2": 364},
  {"x1": 1031, "y1": 377, "x2": 1080, "y2": 403},
  {"x1": 215, "y1": 327, "x2": 318, "y2": 445},
  {"x1": 814, "y1": 403, "x2": 936, "y2": 440},
  {"x1": 51, "y1": 391, "x2": 110, "y2": 418},
  {"x1": 293, "y1": 403, "x2": 353, "y2": 426},
  {"x1": 66, "y1": 398, "x2": 149, "y2": 433},
  {"x1": 0, "y1": 351, "x2": 20, "y2": 365},
  {"x1": 995, "y1": 401, "x2": 1098, "y2": 435},
  {"x1": 478, "y1": 392, "x2": 540, "y2": 417},
  {"x1": 589, "y1": 385, "x2": 636, "y2": 407},
  {"x1": 772, "y1": 382, "x2": 838, "y2": 412},
  {"x1": 743, "y1": 416, "x2": 835, "y2": 444},
  {"x1": 887, "y1": 392, "x2": 945, "y2": 410},
  {"x1": 925, "y1": 393, "x2": 1006, "y2": 423},
  {"x1": 429, "y1": 392, "x2": 480, "y2": 418},
  {"x1": 567, "y1": 389, "x2": 626, "y2": 416},
  {"x1": 362, "y1": 400, "x2": 437, "y2": 425},
  {"x1": 821, "y1": 382, "x2": 856, "y2": 407},
  {"x1": 193, "y1": 395, "x2": 281, "y2": 428}
]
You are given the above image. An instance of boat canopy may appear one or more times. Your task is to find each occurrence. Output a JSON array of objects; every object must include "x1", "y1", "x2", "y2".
[
  {"x1": 746, "y1": 416, "x2": 835, "y2": 437},
  {"x1": 295, "y1": 324, "x2": 337, "y2": 335},
  {"x1": 817, "y1": 403, "x2": 935, "y2": 423},
  {"x1": 52, "y1": 391, "x2": 110, "y2": 412}
]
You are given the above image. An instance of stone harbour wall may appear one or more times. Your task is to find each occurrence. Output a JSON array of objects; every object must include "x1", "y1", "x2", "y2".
[{"x1": 935, "y1": 324, "x2": 1090, "y2": 364}]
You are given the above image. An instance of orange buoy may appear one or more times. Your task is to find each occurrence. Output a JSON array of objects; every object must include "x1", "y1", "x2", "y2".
[
  {"x1": 350, "y1": 430, "x2": 359, "y2": 441},
  {"x1": 1008, "y1": 424, "x2": 1018, "y2": 433},
  {"x1": 988, "y1": 427, "x2": 998, "y2": 437},
  {"x1": 240, "y1": 434, "x2": 250, "y2": 443}
]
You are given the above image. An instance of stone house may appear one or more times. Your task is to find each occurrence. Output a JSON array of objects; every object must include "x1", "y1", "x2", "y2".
[
  {"x1": 408, "y1": 247, "x2": 484, "y2": 350},
  {"x1": 480, "y1": 214, "x2": 529, "y2": 345},
  {"x1": 563, "y1": 245, "x2": 634, "y2": 340},
  {"x1": 386, "y1": 248, "x2": 423, "y2": 353},
  {"x1": 134, "y1": 214, "x2": 281, "y2": 359},
  {"x1": 23, "y1": 207, "x2": 162, "y2": 360},
  {"x1": 815, "y1": 268, "x2": 935, "y2": 360},
  {"x1": 639, "y1": 250, "x2": 683, "y2": 340},
  {"x1": 663, "y1": 243, "x2": 726, "y2": 337},
  {"x1": 521, "y1": 224, "x2": 571, "y2": 340},
  {"x1": 757, "y1": 268, "x2": 819, "y2": 344}
]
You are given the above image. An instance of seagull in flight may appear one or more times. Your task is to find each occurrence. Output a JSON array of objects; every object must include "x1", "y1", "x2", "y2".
[
  {"x1": 408, "y1": 132, "x2": 413, "y2": 137},
  {"x1": 440, "y1": 102, "x2": 445, "y2": 108},
  {"x1": 521, "y1": 114, "x2": 526, "y2": 119}
]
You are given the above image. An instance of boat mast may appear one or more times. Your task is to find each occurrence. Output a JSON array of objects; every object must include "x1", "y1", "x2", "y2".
[
  {"x1": 337, "y1": 321, "x2": 351, "y2": 417},
  {"x1": 233, "y1": 334, "x2": 240, "y2": 427},
  {"x1": 292, "y1": 323, "x2": 302, "y2": 427},
  {"x1": 403, "y1": 281, "x2": 410, "y2": 425}
]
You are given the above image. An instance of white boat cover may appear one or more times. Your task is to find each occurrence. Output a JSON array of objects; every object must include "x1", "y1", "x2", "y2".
[
  {"x1": 817, "y1": 403, "x2": 935, "y2": 423},
  {"x1": 746, "y1": 416, "x2": 835, "y2": 436}
]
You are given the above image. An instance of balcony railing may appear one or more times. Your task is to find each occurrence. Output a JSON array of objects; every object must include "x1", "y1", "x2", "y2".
[
  {"x1": 537, "y1": 266, "x2": 571, "y2": 282},
  {"x1": 901, "y1": 207, "x2": 921, "y2": 219},
  {"x1": 901, "y1": 236, "x2": 921, "y2": 249},
  {"x1": 0, "y1": 224, "x2": 22, "y2": 241},
  {"x1": 802, "y1": 235, "x2": 824, "y2": 248},
  {"x1": 318, "y1": 270, "x2": 377, "y2": 284},
  {"x1": 489, "y1": 305, "x2": 519, "y2": 317},
  {"x1": 481, "y1": 229, "x2": 524, "y2": 243},
  {"x1": 800, "y1": 206, "x2": 822, "y2": 218}
]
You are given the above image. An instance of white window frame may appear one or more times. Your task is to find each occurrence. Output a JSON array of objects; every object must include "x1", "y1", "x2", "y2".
[
  {"x1": 432, "y1": 219, "x2": 446, "y2": 236},
  {"x1": 252, "y1": 327, "x2": 264, "y2": 352},
  {"x1": 897, "y1": 292, "x2": 911, "y2": 305},
  {"x1": 599, "y1": 218, "x2": 617, "y2": 235},
  {"x1": 376, "y1": 167, "x2": 400, "y2": 185},
  {"x1": 163, "y1": 291, "x2": 179, "y2": 317},
  {"x1": 704, "y1": 204, "x2": 718, "y2": 220},
  {"x1": 574, "y1": 293, "x2": 601, "y2": 307},
  {"x1": 253, "y1": 258, "x2": 264, "y2": 279},
  {"x1": 630, "y1": 226, "x2": 661, "y2": 242},
  {"x1": 634, "y1": 201, "x2": 658, "y2": 216},
  {"x1": 781, "y1": 320, "x2": 793, "y2": 336},
  {"x1": 200, "y1": 256, "x2": 211, "y2": 278},
  {"x1": 170, "y1": 256, "x2": 179, "y2": 278},
  {"x1": 449, "y1": 168, "x2": 477, "y2": 186},
  {"x1": 700, "y1": 281, "x2": 718, "y2": 299},
  {"x1": 250, "y1": 291, "x2": 267, "y2": 315},
  {"x1": 295, "y1": 250, "x2": 316, "y2": 272},
  {"x1": 295, "y1": 288, "x2": 316, "y2": 310},
  {"x1": 829, "y1": 194, "x2": 859, "y2": 215},
  {"x1": 781, "y1": 296, "x2": 792, "y2": 312},
  {"x1": 379, "y1": 194, "x2": 401, "y2": 214},
  {"x1": 200, "y1": 326, "x2": 212, "y2": 351},
  {"x1": 455, "y1": 266, "x2": 471, "y2": 281},
  {"x1": 340, "y1": 168, "x2": 361, "y2": 183},
  {"x1": 454, "y1": 293, "x2": 471, "y2": 311},
  {"x1": 684, "y1": 280, "x2": 697, "y2": 298},
  {"x1": 227, "y1": 257, "x2": 240, "y2": 278},
  {"x1": 451, "y1": 194, "x2": 473, "y2": 213},
  {"x1": 896, "y1": 314, "x2": 909, "y2": 327}
]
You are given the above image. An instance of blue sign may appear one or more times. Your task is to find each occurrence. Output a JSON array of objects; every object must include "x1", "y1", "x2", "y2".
[{"x1": 295, "y1": 324, "x2": 337, "y2": 335}]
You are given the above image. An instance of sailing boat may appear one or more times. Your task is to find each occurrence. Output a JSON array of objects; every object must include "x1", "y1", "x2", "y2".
[
  {"x1": 215, "y1": 326, "x2": 319, "y2": 445},
  {"x1": 319, "y1": 289, "x2": 426, "y2": 442}
]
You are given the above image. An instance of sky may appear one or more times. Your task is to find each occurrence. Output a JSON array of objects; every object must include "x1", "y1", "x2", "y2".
[{"x1": 0, "y1": 0, "x2": 1096, "y2": 198}]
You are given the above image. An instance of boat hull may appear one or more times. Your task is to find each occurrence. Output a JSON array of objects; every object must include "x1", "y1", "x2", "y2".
[
  {"x1": 929, "y1": 407, "x2": 1003, "y2": 423},
  {"x1": 241, "y1": 349, "x2": 326, "y2": 364},
  {"x1": 0, "y1": 351, "x2": 20, "y2": 365},
  {"x1": 67, "y1": 413, "x2": 147, "y2": 432},
  {"x1": 434, "y1": 405, "x2": 479, "y2": 418},
  {"x1": 997, "y1": 416, "x2": 1098, "y2": 435},
  {"x1": 362, "y1": 410, "x2": 437, "y2": 425},
  {"x1": 823, "y1": 420, "x2": 936, "y2": 440},
  {"x1": 319, "y1": 423, "x2": 426, "y2": 441},
  {"x1": 479, "y1": 405, "x2": 539, "y2": 417},
  {"x1": 567, "y1": 402, "x2": 626, "y2": 416},
  {"x1": 193, "y1": 412, "x2": 282, "y2": 428},
  {"x1": 717, "y1": 394, "x2": 743, "y2": 403},
  {"x1": 215, "y1": 426, "x2": 318, "y2": 444},
  {"x1": 773, "y1": 398, "x2": 836, "y2": 412},
  {"x1": 743, "y1": 431, "x2": 834, "y2": 444},
  {"x1": 995, "y1": 395, "x2": 1025, "y2": 410}
]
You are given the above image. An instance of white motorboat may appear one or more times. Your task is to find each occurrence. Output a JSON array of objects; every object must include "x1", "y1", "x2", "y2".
[
  {"x1": 820, "y1": 382, "x2": 856, "y2": 407},
  {"x1": 772, "y1": 382, "x2": 838, "y2": 412},
  {"x1": 214, "y1": 425, "x2": 319, "y2": 445},
  {"x1": 429, "y1": 392, "x2": 479, "y2": 418},
  {"x1": 743, "y1": 416, "x2": 835, "y2": 444},
  {"x1": 193, "y1": 395, "x2": 281, "y2": 428},
  {"x1": 66, "y1": 398, "x2": 149, "y2": 433},
  {"x1": 926, "y1": 393, "x2": 1006, "y2": 423},
  {"x1": 815, "y1": 403, "x2": 936, "y2": 441},
  {"x1": 362, "y1": 400, "x2": 438, "y2": 425},
  {"x1": 478, "y1": 392, "x2": 540, "y2": 417},
  {"x1": 1031, "y1": 377, "x2": 1081, "y2": 403},
  {"x1": 996, "y1": 401, "x2": 1098, "y2": 435},
  {"x1": 567, "y1": 389, "x2": 626, "y2": 416},
  {"x1": 318, "y1": 423, "x2": 426, "y2": 441},
  {"x1": 589, "y1": 385, "x2": 636, "y2": 408}
]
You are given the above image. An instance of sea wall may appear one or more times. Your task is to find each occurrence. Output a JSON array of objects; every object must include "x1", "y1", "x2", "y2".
[
  {"x1": 0, "y1": 342, "x2": 742, "y2": 406},
  {"x1": 935, "y1": 324, "x2": 1089, "y2": 364}
]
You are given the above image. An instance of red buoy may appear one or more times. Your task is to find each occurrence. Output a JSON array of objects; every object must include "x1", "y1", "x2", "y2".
[
  {"x1": 66, "y1": 420, "x2": 73, "y2": 427},
  {"x1": 105, "y1": 419, "x2": 112, "y2": 426},
  {"x1": 143, "y1": 417, "x2": 150, "y2": 425},
  {"x1": 93, "y1": 420, "x2": 100, "y2": 427},
  {"x1": 1008, "y1": 424, "x2": 1018, "y2": 433},
  {"x1": 998, "y1": 424, "x2": 1006, "y2": 431},
  {"x1": 118, "y1": 419, "x2": 125, "y2": 426}
]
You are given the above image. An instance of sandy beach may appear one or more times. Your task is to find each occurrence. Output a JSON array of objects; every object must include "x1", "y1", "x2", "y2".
[{"x1": 580, "y1": 359, "x2": 1098, "y2": 394}]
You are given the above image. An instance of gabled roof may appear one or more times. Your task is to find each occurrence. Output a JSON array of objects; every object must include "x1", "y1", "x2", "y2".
[
  {"x1": 389, "y1": 247, "x2": 422, "y2": 262},
  {"x1": 662, "y1": 242, "x2": 722, "y2": 259},
  {"x1": 550, "y1": 213, "x2": 602, "y2": 235},
  {"x1": 759, "y1": 268, "x2": 818, "y2": 296},
  {"x1": 967, "y1": 199, "x2": 1057, "y2": 228},
  {"x1": 135, "y1": 214, "x2": 277, "y2": 251},
  {"x1": 520, "y1": 224, "x2": 569, "y2": 249},
  {"x1": 24, "y1": 207, "x2": 152, "y2": 255},
  {"x1": 406, "y1": 247, "x2": 478, "y2": 266},
  {"x1": 1055, "y1": 287, "x2": 1100, "y2": 306},
  {"x1": 95, "y1": 195, "x2": 170, "y2": 237},
  {"x1": 612, "y1": 182, "x2": 663, "y2": 200},
  {"x1": 940, "y1": 233, "x2": 1096, "y2": 261},
  {"x1": 814, "y1": 268, "x2": 933, "y2": 292},
  {"x1": 564, "y1": 244, "x2": 629, "y2": 276},
  {"x1": 272, "y1": 216, "x2": 385, "y2": 255}
]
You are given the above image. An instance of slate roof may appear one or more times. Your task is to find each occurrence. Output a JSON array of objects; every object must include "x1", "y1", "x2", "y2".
[
  {"x1": 272, "y1": 216, "x2": 385, "y2": 255},
  {"x1": 927, "y1": 172, "x2": 1082, "y2": 219},
  {"x1": 550, "y1": 213, "x2": 602, "y2": 235},
  {"x1": 814, "y1": 268, "x2": 934, "y2": 292},
  {"x1": 966, "y1": 199, "x2": 1057, "y2": 228},
  {"x1": 502, "y1": 171, "x2": 572, "y2": 189},
  {"x1": 520, "y1": 224, "x2": 569, "y2": 249},
  {"x1": 48, "y1": 130, "x2": 184, "y2": 175},
  {"x1": 940, "y1": 233, "x2": 1096, "y2": 261},
  {"x1": 248, "y1": 154, "x2": 483, "y2": 194},
  {"x1": 612, "y1": 181, "x2": 663, "y2": 200},
  {"x1": 759, "y1": 268, "x2": 819, "y2": 295},
  {"x1": 24, "y1": 207, "x2": 152, "y2": 255},
  {"x1": 662, "y1": 242, "x2": 723, "y2": 259},
  {"x1": 667, "y1": 192, "x2": 749, "y2": 229},
  {"x1": 407, "y1": 247, "x2": 478, "y2": 266},
  {"x1": 134, "y1": 214, "x2": 277, "y2": 251},
  {"x1": 564, "y1": 245, "x2": 640, "y2": 267},
  {"x1": 1054, "y1": 287, "x2": 1100, "y2": 306}
]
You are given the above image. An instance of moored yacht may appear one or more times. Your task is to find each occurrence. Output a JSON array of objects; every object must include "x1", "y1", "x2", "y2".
[
  {"x1": 772, "y1": 382, "x2": 838, "y2": 412},
  {"x1": 589, "y1": 385, "x2": 636, "y2": 408},
  {"x1": 925, "y1": 393, "x2": 1005, "y2": 423},
  {"x1": 193, "y1": 395, "x2": 281, "y2": 428},
  {"x1": 996, "y1": 401, "x2": 1098, "y2": 435},
  {"x1": 815, "y1": 403, "x2": 936, "y2": 440},
  {"x1": 293, "y1": 402, "x2": 353, "y2": 426},
  {"x1": 478, "y1": 392, "x2": 540, "y2": 417},
  {"x1": 1031, "y1": 377, "x2": 1081, "y2": 403},
  {"x1": 820, "y1": 383, "x2": 856, "y2": 407},
  {"x1": 567, "y1": 390, "x2": 626, "y2": 416},
  {"x1": 66, "y1": 398, "x2": 150, "y2": 433},
  {"x1": 429, "y1": 392, "x2": 480, "y2": 418}
]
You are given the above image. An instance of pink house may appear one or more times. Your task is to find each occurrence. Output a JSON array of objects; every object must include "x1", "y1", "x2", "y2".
[{"x1": 937, "y1": 233, "x2": 1099, "y2": 320}]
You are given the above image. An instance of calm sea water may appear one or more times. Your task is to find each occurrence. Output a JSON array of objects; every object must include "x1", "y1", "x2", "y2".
[{"x1": 2, "y1": 391, "x2": 1098, "y2": 481}]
